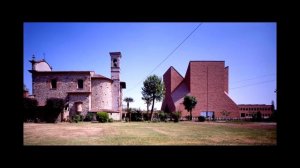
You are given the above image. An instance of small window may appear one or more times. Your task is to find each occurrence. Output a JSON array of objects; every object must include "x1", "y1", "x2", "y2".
[
  {"x1": 241, "y1": 113, "x2": 245, "y2": 117},
  {"x1": 51, "y1": 79, "x2": 57, "y2": 89},
  {"x1": 78, "y1": 79, "x2": 83, "y2": 89}
]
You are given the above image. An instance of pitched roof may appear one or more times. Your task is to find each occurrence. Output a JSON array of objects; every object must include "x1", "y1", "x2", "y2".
[{"x1": 91, "y1": 74, "x2": 112, "y2": 81}]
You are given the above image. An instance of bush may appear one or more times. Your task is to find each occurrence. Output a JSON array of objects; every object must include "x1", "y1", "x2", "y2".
[
  {"x1": 172, "y1": 111, "x2": 181, "y2": 122},
  {"x1": 96, "y1": 112, "x2": 109, "y2": 123},
  {"x1": 252, "y1": 111, "x2": 262, "y2": 122},
  {"x1": 73, "y1": 114, "x2": 83, "y2": 123},
  {"x1": 131, "y1": 110, "x2": 143, "y2": 121},
  {"x1": 198, "y1": 116, "x2": 206, "y2": 122},
  {"x1": 45, "y1": 98, "x2": 65, "y2": 123},
  {"x1": 158, "y1": 111, "x2": 168, "y2": 122},
  {"x1": 84, "y1": 112, "x2": 94, "y2": 121},
  {"x1": 24, "y1": 98, "x2": 38, "y2": 122},
  {"x1": 108, "y1": 118, "x2": 113, "y2": 122}
]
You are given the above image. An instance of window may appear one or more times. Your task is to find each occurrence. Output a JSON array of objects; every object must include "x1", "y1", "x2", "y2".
[
  {"x1": 241, "y1": 113, "x2": 245, "y2": 117},
  {"x1": 78, "y1": 79, "x2": 83, "y2": 89},
  {"x1": 51, "y1": 79, "x2": 57, "y2": 89}
]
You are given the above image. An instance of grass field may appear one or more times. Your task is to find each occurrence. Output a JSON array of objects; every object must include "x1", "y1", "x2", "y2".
[{"x1": 24, "y1": 121, "x2": 276, "y2": 145}]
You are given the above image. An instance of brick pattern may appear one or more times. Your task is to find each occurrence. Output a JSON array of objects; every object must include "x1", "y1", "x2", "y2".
[
  {"x1": 162, "y1": 61, "x2": 240, "y2": 119},
  {"x1": 238, "y1": 104, "x2": 273, "y2": 119}
]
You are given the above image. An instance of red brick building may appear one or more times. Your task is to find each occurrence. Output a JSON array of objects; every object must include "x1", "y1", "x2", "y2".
[
  {"x1": 161, "y1": 61, "x2": 273, "y2": 120},
  {"x1": 238, "y1": 104, "x2": 273, "y2": 120}
]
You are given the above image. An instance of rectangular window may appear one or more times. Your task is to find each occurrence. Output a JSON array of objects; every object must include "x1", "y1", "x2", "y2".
[
  {"x1": 51, "y1": 79, "x2": 57, "y2": 89},
  {"x1": 241, "y1": 113, "x2": 245, "y2": 117},
  {"x1": 78, "y1": 79, "x2": 83, "y2": 89}
]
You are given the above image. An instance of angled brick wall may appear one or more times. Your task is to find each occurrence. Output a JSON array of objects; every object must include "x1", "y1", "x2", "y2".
[{"x1": 162, "y1": 61, "x2": 239, "y2": 119}]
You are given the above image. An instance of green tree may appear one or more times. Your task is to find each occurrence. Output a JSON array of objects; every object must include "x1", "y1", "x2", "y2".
[
  {"x1": 183, "y1": 95, "x2": 197, "y2": 120},
  {"x1": 142, "y1": 94, "x2": 152, "y2": 120},
  {"x1": 123, "y1": 97, "x2": 134, "y2": 121},
  {"x1": 141, "y1": 75, "x2": 164, "y2": 121}
]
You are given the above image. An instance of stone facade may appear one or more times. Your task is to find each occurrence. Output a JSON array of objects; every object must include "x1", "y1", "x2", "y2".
[
  {"x1": 91, "y1": 79, "x2": 112, "y2": 110},
  {"x1": 161, "y1": 61, "x2": 271, "y2": 120},
  {"x1": 68, "y1": 93, "x2": 91, "y2": 117},
  {"x1": 32, "y1": 72, "x2": 91, "y2": 106},
  {"x1": 29, "y1": 52, "x2": 125, "y2": 121}
]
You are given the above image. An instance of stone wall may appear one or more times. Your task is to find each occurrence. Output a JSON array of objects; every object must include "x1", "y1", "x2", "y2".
[
  {"x1": 91, "y1": 79, "x2": 112, "y2": 110},
  {"x1": 111, "y1": 81, "x2": 121, "y2": 112},
  {"x1": 32, "y1": 72, "x2": 91, "y2": 106},
  {"x1": 68, "y1": 93, "x2": 91, "y2": 117}
]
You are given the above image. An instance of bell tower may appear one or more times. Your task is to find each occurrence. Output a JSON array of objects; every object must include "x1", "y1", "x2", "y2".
[
  {"x1": 110, "y1": 52, "x2": 121, "y2": 80},
  {"x1": 110, "y1": 52, "x2": 122, "y2": 113}
]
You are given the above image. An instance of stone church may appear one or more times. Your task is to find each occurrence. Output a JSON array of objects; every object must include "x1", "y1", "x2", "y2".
[{"x1": 29, "y1": 52, "x2": 126, "y2": 121}]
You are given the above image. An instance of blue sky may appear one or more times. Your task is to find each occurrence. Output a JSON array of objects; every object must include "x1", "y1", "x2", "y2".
[{"x1": 24, "y1": 22, "x2": 276, "y2": 110}]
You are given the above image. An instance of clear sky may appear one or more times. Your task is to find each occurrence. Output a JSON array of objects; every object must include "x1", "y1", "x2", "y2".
[{"x1": 24, "y1": 22, "x2": 276, "y2": 110}]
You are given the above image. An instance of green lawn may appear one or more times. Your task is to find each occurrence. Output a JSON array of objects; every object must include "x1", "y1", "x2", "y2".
[{"x1": 23, "y1": 121, "x2": 276, "y2": 145}]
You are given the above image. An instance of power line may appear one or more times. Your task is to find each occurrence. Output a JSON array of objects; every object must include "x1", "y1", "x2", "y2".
[
  {"x1": 232, "y1": 73, "x2": 275, "y2": 84},
  {"x1": 127, "y1": 23, "x2": 203, "y2": 92},
  {"x1": 230, "y1": 79, "x2": 276, "y2": 90}
]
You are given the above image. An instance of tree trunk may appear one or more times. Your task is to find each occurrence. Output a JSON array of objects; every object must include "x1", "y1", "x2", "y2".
[
  {"x1": 127, "y1": 102, "x2": 129, "y2": 121},
  {"x1": 150, "y1": 95, "x2": 155, "y2": 121},
  {"x1": 190, "y1": 110, "x2": 193, "y2": 121},
  {"x1": 146, "y1": 104, "x2": 149, "y2": 120}
]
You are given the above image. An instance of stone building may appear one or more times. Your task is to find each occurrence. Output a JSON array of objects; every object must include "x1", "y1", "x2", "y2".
[
  {"x1": 161, "y1": 61, "x2": 273, "y2": 120},
  {"x1": 29, "y1": 52, "x2": 126, "y2": 121}
]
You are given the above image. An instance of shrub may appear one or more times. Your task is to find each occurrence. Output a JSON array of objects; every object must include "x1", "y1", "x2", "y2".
[
  {"x1": 24, "y1": 98, "x2": 38, "y2": 122},
  {"x1": 252, "y1": 111, "x2": 262, "y2": 122},
  {"x1": 172, "y1": 111, "x2": 181, "y2": 122},
  {"x1": 108, "y1": 118, "x2": 113, "y2": 122},
  {"x1": 158, "y1": 111, "x2": 167, "y2": 122},
  {"x1": 45, "y1": 98, "x2": 65, "y2": 123},
  {"x1": 198, "y1": 116, "x2": 206, "y2": 122},
  {"x1": 84, "y1": 112, "x2": 94, "y2": 121},
  {"x1": 131, "y1": 110, "x2": 143, "y2": 121},
  {"x1": 96, "y1": 112, "x2": 109, "y2": 123},
  {"x1": 73, "y1": 114, "x2": 83, "y2": 123}
]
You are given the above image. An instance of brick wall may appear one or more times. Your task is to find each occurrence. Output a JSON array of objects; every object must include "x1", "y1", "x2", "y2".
[
  {"x1": 162, "y1": 61, "x2": 240, "y2": 119},
  {"x1": 238, "y1": 104, "x2": 273, "y2": 119}
]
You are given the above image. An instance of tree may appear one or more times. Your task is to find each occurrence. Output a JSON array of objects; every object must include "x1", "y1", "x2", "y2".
[
  {"x1": 24, "y1": 98, "x2": 38, "y2": 122},
  {"x1": 45, "y1": 98, "x2": 65, "y2": 123},
  {"x1": 123, "y1": 97, "x2": 134, "y2": 121},
  {"x1": 141, "y1": 75, "x2": 164, "y2": 121},
  {"x1": 142, "y1": 94, "x2": 152, "y2": 120},
  {"x1": 183, "y1": 95, "x2": 197, "y2": 120}
]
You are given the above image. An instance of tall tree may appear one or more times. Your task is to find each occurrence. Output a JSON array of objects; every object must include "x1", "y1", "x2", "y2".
[
  {"x1": 183, "y1": 95, "x2": 197, "y2": 120},
  {"x1": 123, "y1": 97, "x2": 134, "y2": 121},
  {"x1": 142, "y1": 94, "x2": 152, "y2": 120},
  {"x1": 141, "y1": 75, "x2": 164, "y2": 121}
]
